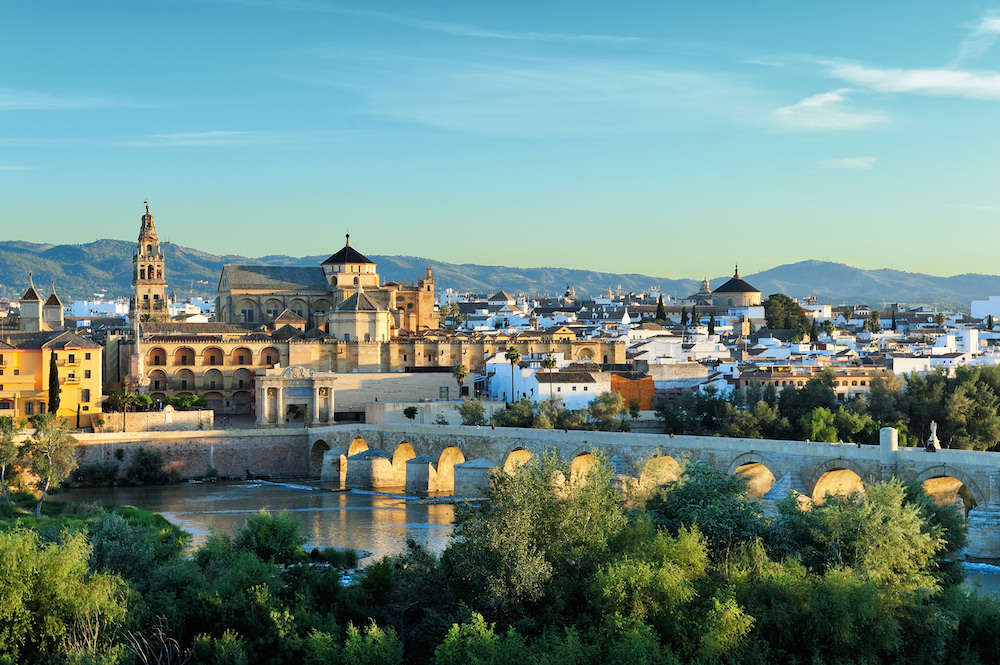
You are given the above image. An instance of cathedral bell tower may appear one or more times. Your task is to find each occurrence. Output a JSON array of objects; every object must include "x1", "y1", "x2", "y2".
[{"x1": 130, "y1": 202, "x2": 167, "y2": 321}]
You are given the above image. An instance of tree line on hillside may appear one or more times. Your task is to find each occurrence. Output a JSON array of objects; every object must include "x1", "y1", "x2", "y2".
[
  {"x1": 0, "y1": 451, "x2": 997, "y2": 664},
  {"x1": 655, "y1": 365, "x2": 1000, "y2": 450}
]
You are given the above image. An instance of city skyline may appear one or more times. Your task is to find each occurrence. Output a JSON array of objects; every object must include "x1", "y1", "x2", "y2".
[{"x1": 3, "y1": 1, "x2": 1000, "y2": 278}]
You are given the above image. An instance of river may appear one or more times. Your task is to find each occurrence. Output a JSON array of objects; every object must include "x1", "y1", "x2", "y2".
[
  {"x1": 63, "y1": 480, "x2": 455, "y2": 563},
  {"x1": 62, "y1": 480, "x2": 1000, "y2": 597}
]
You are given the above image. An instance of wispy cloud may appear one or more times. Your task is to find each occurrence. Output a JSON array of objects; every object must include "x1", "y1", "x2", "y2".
[
  {"x1": 960, "y1": 203, "x2": 1000, "y2": 213},
  {"x1": 295, "y1": 53, "x2": 769, "y2": 136},
  {"x1": 118, "y1": 131, "x2": 299, "y2": 147},
  {"x1": 829, "y1": 62, "x2": 1000, "y2": 100},
  {"x1": 199, "y1": 0, "x2": 640, "y2": 44},
  {"x1": 773, "y1": 88, "x2": 887, "y2": 131},
  {"x1": 953, "y1": 11, "x2": 1000, "y2": 65},
  {"x1": 0, "y1": 87, "x2": 137, "y2": 111},
  {"x1": 817, "y1": 156, "x2": 878, "y2": 170}
]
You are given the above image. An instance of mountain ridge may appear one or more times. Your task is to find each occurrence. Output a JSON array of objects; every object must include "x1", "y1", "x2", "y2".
[{"x1": 0, "y1": 239, "x2": 993, "y2": 311}]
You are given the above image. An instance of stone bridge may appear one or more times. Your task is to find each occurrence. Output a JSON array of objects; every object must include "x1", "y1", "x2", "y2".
[{"x1": 306, "y1": 423, "x2": 1000, "y2": 558}]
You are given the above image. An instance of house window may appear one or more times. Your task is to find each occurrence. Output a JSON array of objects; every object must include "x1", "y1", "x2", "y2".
[
  {"x1": 82, "y1": 389, "x2": 90, "y2": 402},
  {"x1": 83, "y1": 406, "x2": 89, "y2": 411},
  {"x1": 68, "y1": 372, "x2": 76, "y2": 381},
  {"x1": 13, "y1": 370, "x2": 18, "y2": 376},
  {"x1": 68, "y1": 353, "x2": 75, "y2": 363},
  {"x1": 238, "y1": 356, "x2": 247, "y2": 364},
  {"x1": 85, "y1": 353, "x2": 91, "y2": 360},
  {"x1": 557, "y1": 387, "x2": 561, "y2": 392},
  {"x1": 210, "y1": 380, "x2": 217, "y2": 389},
  {"x1": 154, "y1": 380, "x2": 161, "y2": 390},
  {"x1": 238, "y1": 379, "x2": 246, "y2": 388},
  {"x1": 181, "y1": 380, "x2": 188, "y2": 390},
  {"x1": 572, "y1": 386, "x2": 577, "y2": 391},
  {"x1": 583, "y1": 386, "x2": 588, "y2": 391},
  {"x1": 25, "y1": 403, "x2": 32, "y2": 415}
]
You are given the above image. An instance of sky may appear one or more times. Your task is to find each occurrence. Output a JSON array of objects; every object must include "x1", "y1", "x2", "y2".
[{"x1": 3, "y1": 1, "x2": 1000, "y2": 280}]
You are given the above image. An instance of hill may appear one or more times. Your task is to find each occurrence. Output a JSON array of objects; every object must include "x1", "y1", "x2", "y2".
[{"x1": 0, "y1": 240, "x2": 992, "y2": 311}]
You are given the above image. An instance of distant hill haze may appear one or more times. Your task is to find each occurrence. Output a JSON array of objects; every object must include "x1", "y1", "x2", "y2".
[{"x1": 0, "y1": 239, "x2": 994, "y2": 311}]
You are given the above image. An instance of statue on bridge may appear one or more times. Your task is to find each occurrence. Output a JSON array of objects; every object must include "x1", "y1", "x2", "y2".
[{"x1": 926, "y1": 420, "x2": 939, "y2": 452}]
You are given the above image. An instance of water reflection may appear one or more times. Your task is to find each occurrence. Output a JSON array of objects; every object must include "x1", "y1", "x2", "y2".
[{"x1": 63, "y1": 481, "x2": 454, "y2": 563}]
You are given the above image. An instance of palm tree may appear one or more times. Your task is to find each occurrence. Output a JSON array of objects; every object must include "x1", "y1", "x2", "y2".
[
  {"x1": 541, "y1": 353, "x2": 557, "y2": 399},
  {"x1": 452, "y1": 362, "x2": 468, "y2": 399},
  {"x1": 505, "y1": 346, "x2": 521, "y2": 405}
]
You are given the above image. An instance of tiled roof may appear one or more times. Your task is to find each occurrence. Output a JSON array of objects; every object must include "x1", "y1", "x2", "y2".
[
  {"x1": 336, "y1": 290, "x2": 383, "y2": 312},
  {"x1": 321, "y1": 237, "x2": 374, "y2": 266},
  {"x1": 221, "y1": 265, "x2": 329, "y2": 291},
  {"x1": 21, "y1": 285, "x2": 40, "y2": 302},
  {"x1": 142, "y1": 322, "x2": 254, "y2": 335},
  {"x1": 44, "y1": 293, "x2": 63, "y2": 306}
]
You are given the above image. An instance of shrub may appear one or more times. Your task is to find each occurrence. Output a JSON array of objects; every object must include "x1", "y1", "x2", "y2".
[
  {"x1": 87, "y1": 511, "x2": 155, "y2": 589},
  {"x1": 234, "y1": 510, "x2": 307, "y2": 564},
  {"x1": 310, "y1": 546, "x2": 359, "y2": 568},
  {"x1": 126, "y1": 447, "x2": 182, "y2": 486},
  {"x1": 69, "y1": 461, "x2": 119, "y2": 488}
]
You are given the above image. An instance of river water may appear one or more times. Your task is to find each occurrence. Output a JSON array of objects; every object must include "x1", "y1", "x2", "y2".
[
  {"x1": 62, "y1": 480, "x2": 1000, "y2": 597},
  {"x1": 63, "y1": 480, "x2": 455, "y2": 563}
]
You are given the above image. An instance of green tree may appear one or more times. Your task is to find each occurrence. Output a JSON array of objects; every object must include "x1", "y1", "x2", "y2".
[
  {"x1": 628, "y1": 397, "x2": 641, "y2": 421},
  {"x1": 690, "y1": 306, "x2": 698, "y2": 328},
  {"x1": 452, "y1": 362, "x2": 468, "y2": 398},
  {"x1": 504, "y1": 345, "x2": 521, "y2": 404},
  {"x1": 763, "y1": 293, "x2": 807, "y2": 330},
  {"x1": 810, "y1": 318, "x2": 819, "y2": 341},
  {"x1": 0, "y1": 416, "x2": 17, "y2": 504},
  {"x1": 679, "y1": 307, "x2": 688, "y2": 327},
  {"x1": 541, "y1": 353, "x2": 558, "y2": 399},
  {"x1": 801, "y1": 406, "x2": 838, "y2": 442},
  {"x1": 655, "y1": 295, "x2": 666, "y2": 323},
  {"x1": 707, "y1": 314, "x2": 716, "y2": 335},
  {"x1": 404, "y1": 406, "x2": 418, "y2": 421},
  {"x1": 105, "y1": 387, "x2": 137, "y2": 432},
  {"x1": 24, "y1": 413, "x2": 78, "y2": 516},
  {"x1": 458, "y1": 399, "x2": 488, "y2": 426},
  {"x1": 891, "y1": 309, "x2": 898, "y2": 331},
  {"x1": 234, "y1": 510, "x2": 307, "y2": 564},
  {"x1": 589, "y1": 391, "x2": 627, "y2": 431},
  {"x1": 47, "y1": 351, "x2": 60, "y2": 414},
  {"x1": 443, "y1": 450, "x2": 626, "y2": 623}
]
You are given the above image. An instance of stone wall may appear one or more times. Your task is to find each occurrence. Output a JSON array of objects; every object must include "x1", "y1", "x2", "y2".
[
  {"x1": 75, "y1": 429, "x2": 309, "y2": 479},
  {"x1": 331, "y1": 372, "x2": 460, "y2": 414},
  {"x1": 91, "y1": 407, "x2": 213, "y2": 433}
]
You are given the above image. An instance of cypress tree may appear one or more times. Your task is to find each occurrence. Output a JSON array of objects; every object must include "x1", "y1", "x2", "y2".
[
  {"x1": 810, "y1": 318, "x2": 819, "y2": 341},
  {"x1": 655, "y1": 295, "x2": 666, "y2": 322},
  {"x1": 680, "y1": 307, "x2": 688, "y2": 326},
  {"x1": 708, "y1": 314, "x2": 716, "y2": 335},
  {"x1": 48, "y1": 352, "x2": 60, "y2": 414}
]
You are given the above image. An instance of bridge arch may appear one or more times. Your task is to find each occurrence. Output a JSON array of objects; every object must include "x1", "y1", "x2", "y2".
[
  {"x1": 638, "y1": 453, "x2": 681, "y2": 493},
  {"x1": 915, "y1": 465, "x2": 984, "y2": 512},
  {"x1": 310, "y1": 439, "x2": 330, "y2": 475},
  {"x1": 808, "y1": 459, "x2": 870, "y2": 502},
  {"x1": 392, "y1": 441, "x2": 416, "y2": 484},
  {"x1": 348, "y1": 436, "x2": 369, "y2": 457},
  {"x1": 437, "y1": 446, "x2": 466, "y2": 494},
  {"x1": 727, "y1": 453, "x2": 778, "y2": 500},
  {"x1": 503, "y1": 447, "x2": 532, "y2": 471},
  {"x1": 570, "y1": 451, "x2": 597, "y2": 482}
]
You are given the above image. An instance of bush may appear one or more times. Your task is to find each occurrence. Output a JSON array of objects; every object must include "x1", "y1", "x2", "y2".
[
  {"x1": 126, "y1": 447, "x2": 182, "y2": 486},
  {"x1": 310, "y1": 546, "x2": 359, "y2": 568},
  {"x1": 69, "y1": 461, "x2": 119, "y2": 488},
  {"x1": 87, "y1": 511, "x2": 155, "y2": 589},
  {"x1": 234, "y1": 510, "x2": 307, "y2": 564}
]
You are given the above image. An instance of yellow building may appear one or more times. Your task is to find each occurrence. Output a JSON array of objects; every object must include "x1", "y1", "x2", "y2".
[{"x1": 0, "y1": 330, "x2": 103, "y2": 422}]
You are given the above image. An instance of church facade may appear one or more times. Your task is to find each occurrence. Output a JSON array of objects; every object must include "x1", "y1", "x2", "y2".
[{"x1": 214, "y1": 235, "x2": 436, "y2": 335}]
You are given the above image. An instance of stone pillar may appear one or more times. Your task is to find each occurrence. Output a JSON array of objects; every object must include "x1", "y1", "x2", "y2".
[
  {"x1": 258, "y1": 386, "x2": 269, "y2": 426},
  {"x1": 879, "y1": 427, "x2": 898, "y2": 481},
  {"x1": 345, "y1": 449, "x2": 393, "y2": 489},
  {"x1": 966, "y1": 471, "x2": 1000, "y2": 559},
  {"x1": 276, "y1": 388, "x2": 284, "y2": 428},
  {"x1": 760, "y1": 471, "x2": 810, "y2": 515},
  {"x1": 454, "y1": 457, "x2": 498, "y2": 499},
  {"x1": 406, "y1": 454, "x2": 438, "y2": 493},
  {"x1": 312, "y1": 385, "x2": 321, "y2": 426}
]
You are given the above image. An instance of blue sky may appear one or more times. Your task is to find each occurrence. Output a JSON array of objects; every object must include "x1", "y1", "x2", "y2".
[{"x1": 3, "y1": 1, "x2": 1000, "y2": 280}]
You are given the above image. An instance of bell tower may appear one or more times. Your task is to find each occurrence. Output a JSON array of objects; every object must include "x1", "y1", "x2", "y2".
[{"x1": 130, "y1": 202, "x2": 167, "y2": 321}]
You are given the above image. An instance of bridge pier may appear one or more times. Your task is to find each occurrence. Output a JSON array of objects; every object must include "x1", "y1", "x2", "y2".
[
  {"x1": 406, "y1": 455, "x2": 438, "y2": 493},
  {"x1": 761, "y1": 471, "x2": 809, "y2": 515},
  {"x1": 345, "y1": 449, "x2": 394, "y2": 489},
  {"x1": 454, "y1": 458, "x2": 498, "y2": 499},
  {"x1": 966, "y1": 472, "x2": 1000, "y2": 559}
]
